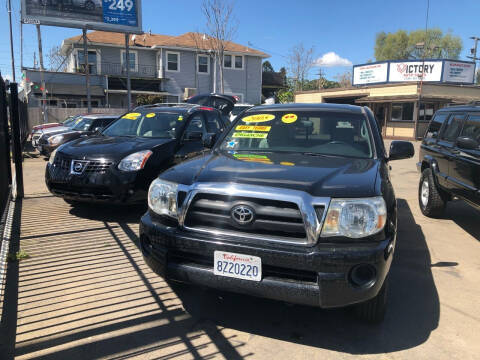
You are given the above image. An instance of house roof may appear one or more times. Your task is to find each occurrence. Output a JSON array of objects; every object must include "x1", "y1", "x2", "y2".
[{"x1": 63, "y1": 31, "x2": 269, "y2": 58}]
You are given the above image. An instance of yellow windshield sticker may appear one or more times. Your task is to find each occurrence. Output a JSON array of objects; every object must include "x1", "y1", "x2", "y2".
[
  {"x1": 233, "y1": 154, "x2": 269, "y2": 159},
  {"x1": 146, "y1": 113, "x2": 156, "y2": 118},
  {"x1": 282, "y1": 113, "x2": 298, "y2": 124},
  {"x1": 280, "y1": 161, "x2": 295, "y2": 166},
  {"x1": 235, "y1": 125, "x2": 271, "y2": 132},
  {"x1": 242, "y1": 114, "x2": 275, "y2": 123},
  {"x1": 122, "y1": 112, "x2": 141, "y2": 120},
  {"x1": 232, "y1": 132, "x2": 268, "y2": 139},
  {"x1": 178, "y1": 115, "x2": 184, "y2": 121}
]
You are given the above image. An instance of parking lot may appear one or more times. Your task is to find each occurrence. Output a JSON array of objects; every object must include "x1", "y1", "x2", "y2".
[{"x1": 1, "y1": 140, "x2": 479, "y2": 360}]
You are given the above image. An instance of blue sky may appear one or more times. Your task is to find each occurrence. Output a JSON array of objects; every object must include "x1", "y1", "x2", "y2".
[{"x1": 0, "y1": 0, "x2": 479, "y2": 82}]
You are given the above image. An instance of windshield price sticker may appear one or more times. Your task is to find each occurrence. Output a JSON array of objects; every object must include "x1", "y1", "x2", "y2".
[
  {"x1": 232, "y1": 132, "x2": 268, "y2": 139},
  {"x1": 233, "y1": 154, "x2": 269, "y2": 159},
  {"x1": 177, "y1": 115, "x2": 184, "y2": 121},
  {"x1": 280, "y1": 162, "x2": 295, "y2": 166},
  {"x1": 242, "y1": 114, "x2": 275, "y2": 123},
  {"x1": 146, "y1": 113, "x2": 156, "y2": 118},
  {"x1": 282, "y1": 114, "x2": 298, "y2": 124},
  {"x1": 122, "y1": 112, "x2": 141, "y2": 120},
  {"x1": 235, "y1": 125, "x2": 271, "y2": 132}
]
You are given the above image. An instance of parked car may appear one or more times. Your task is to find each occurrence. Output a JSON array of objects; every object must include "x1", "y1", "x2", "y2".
[
  {"x1": 417, "y1": 104, "x2": 480, "y2": 217},
  {"x1": 38, "y1": 114, "x2": 119, "y2": 157},
  {"x1": 45, "y1": 104, "x2": 229, "y2": 205},
  {"x1": 31, "y1": 115, "x2": 82, "y2": 148},
  {"x1": 37, "y1": 0, "x2": 101, "y2": 11},
  {"x1": 139, "y1": 103, "x2": 414, "y2": 323},
  {"x1": 230, "y1": 103, "x2": 254, "y2": 122}
]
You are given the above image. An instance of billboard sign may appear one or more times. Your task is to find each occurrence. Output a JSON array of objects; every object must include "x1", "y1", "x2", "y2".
[
  {"x1": 353, "y1": 63, "x2": 388, "y2": 85},
  {"x1": 353, "y1": 59, "x2": 475, "y2": 86},
  {"x1": 389, "y1": 61, "x2": 443, "y2": 82},
  {"x1": 443, "y1": 61, "x2": 476, "y2": 84},
  {"x1": 22, "y1": 0, "x2": 142, "y2": 33}
]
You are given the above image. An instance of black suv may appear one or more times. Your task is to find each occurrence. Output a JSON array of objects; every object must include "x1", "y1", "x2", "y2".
[
  {"x1": 417, "y1": 105, "x2": 480, "y2": 217},
  {"x1": 139, "y1": 103, "x2": 414, "y2": 322},
  {"x1": 45, "y1": 104, "x2": 229, "y2": 204}
]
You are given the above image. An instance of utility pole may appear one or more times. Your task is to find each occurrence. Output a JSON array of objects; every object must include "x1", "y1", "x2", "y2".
[
  {"x1": 125, "y1": 33, "x2": 132, "y2": 110},
  {"x1": 36, "y1": 24, "x2": 48, "y2": 123},
  {"x1": 467, "y1": 36, "x2": 480, "y2": 62},
  {"x1": 20, "y1": 14, "x2": 24, "y2": 71},
  {"x1": 83, "y1": 28, "x2": 92, "y2": 113},
  {"x1": 7, "y1": 0, "x2": 16, "y2": 82}
]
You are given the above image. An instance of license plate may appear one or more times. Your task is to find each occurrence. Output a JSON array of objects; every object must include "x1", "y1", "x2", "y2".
[{"x1": 213, "y1": 251, "x2": 262, "y2": 282}]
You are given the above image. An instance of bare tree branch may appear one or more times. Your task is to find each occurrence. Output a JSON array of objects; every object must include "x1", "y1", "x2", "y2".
[
  {"x1": 287, "y1": 43, "x2": 315, "y2": 91},
  {"x1": 202, "y1": 0, "x2": 238, "y2": 93}
]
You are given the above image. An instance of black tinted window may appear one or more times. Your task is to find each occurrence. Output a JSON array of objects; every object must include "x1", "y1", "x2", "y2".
[
  {"x1": 185, "y1": 114, "x2": 204, "y2": 134},
  {"x1": 205, "y1": 112, "x2": 222, "y2": 133},
  {"x1": 426, "y1": 113, "x2": 448, "y2": 138},
  {"x1": 441, "y1": 114, "x2": 465, "y2": 142},
  {"x1": 460, "y1": 115, "x2": 480, "y2": 144}
]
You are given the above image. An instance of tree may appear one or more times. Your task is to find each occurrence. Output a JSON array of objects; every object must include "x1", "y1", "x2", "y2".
[
  {"x1": 335, "y1": 71, "x2": 352, "y2": 88},
  {"x1": 46, "y1": 46, "x2": 68, "y2": 72},
  {"x1": 262, "y1": 61, "x2": 275, "y2": 72},
  {"x1": 286, "y1": 43, "x2": 315, "y2": 91},
  {"x1": 375, "y1": 28, "x2": 462, "y2": 61},
  {"x1": 202, "y1": 0, "x2": 237, "y2": 93}
]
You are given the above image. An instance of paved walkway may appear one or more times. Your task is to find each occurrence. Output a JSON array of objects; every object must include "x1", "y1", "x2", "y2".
[{"x1": 1, "y1": 146, "x2": 479, "y2": 359}]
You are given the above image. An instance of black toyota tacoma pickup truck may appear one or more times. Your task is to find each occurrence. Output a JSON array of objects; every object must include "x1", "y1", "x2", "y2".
[{"x1": 140, "y1": 103, "x2": 414, "y2": 323}]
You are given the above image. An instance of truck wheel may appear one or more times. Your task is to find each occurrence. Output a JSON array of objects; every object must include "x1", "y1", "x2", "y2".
[
  {"x1": 419, "y1": 168, "x2": 446, "y2": 218},
  {"x1": 354, "y1": 277, "x2": 388, "y2": 323}
]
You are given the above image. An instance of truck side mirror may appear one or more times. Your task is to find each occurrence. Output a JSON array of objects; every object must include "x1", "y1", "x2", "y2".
[
  {"x1": 457, "y1": 136, "x2": 479, "y2": 150},
  {"x1": 389, "y1": 141, "x2": 415, "y2": 161}
]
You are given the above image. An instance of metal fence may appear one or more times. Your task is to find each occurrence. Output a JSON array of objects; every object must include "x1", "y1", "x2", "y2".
[{"x1": 0, "y1": 76, "x2": 11, "y2": 218}]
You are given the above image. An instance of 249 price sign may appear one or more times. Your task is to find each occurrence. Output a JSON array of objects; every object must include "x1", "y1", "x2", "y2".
[{"x1": 103, "y1": 0, "x2": 138, "y2": 27}]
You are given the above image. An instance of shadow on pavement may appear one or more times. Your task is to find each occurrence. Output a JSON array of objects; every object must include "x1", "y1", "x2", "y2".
[
  {"x1": 69, "y1": 203, "x2": 147, "y2": 224},
  {"x1": 445, "y1": 200, "x2": 480, "y2": 241},
  {"x1": 172, "y1": 198, "x2": 440, "y2": 355}
]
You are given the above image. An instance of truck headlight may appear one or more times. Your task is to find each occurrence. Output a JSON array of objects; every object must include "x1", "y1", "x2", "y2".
[
  {"x1": 148, "y1": 179, "x2": 178, "y2": 218},
  {"x1": 118, "y1": 150, "x2": 152, "y2": 172},
  {"x1": 48, "y1": 135, "x2": 64, "y2": 146},
  {"x1": 321, "y1": 197, "x2": 387, "y2": 238},
  {"x1": 48, "y1": 148, "x2": 58, "y2": 165}
]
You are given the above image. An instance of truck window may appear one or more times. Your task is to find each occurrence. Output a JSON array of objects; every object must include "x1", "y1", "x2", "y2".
[{"x1": 460, "y1": 115, "x2": 480, "y2": 145}]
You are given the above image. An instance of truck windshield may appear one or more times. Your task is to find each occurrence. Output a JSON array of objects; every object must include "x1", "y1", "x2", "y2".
[
  {"x1": 71, "y1": 117, "x2": 94, "y2": 131},
  {"x1": 103, "y1": 111, "x2": 183, "y2": 139},
  {"x1": 220, "y1": 110, "x2": 374, "y2": 158}
]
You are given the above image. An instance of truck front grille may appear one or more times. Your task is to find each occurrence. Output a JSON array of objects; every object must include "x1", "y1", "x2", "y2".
[{"x1": 184, "y1": 193, "x2": 312, "y2": 241}]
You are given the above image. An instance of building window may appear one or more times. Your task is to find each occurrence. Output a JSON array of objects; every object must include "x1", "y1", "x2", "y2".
[
  {"x1": 224, "y1": 54, "x2": 232, "y2": 68},
  {"x1": 234, "y1": 55, "x2": 243, "y2": 69},
  {"x1": 419, "y1": 103, "x2": 435, "y2": 121},
  {"x1": 166, "y1": 51, "x2": 180, "y2": 72},
  {"x1": 121, "y1": 50, "x2": 138, "y2": 72},
  {"x1": 77, "y1": 50, "x2": 98, "y2": 75},
  {"x1": 197, "y1": 55, "x2": 209, "y2": 74},
  {"x1": 391, "y1": 103, "x2": 414, "y2": 121}
]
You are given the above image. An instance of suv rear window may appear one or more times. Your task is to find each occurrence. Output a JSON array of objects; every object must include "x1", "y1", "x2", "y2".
[
  {"x1": 460, "y1": 115, "x2": 480, "y2": 145},
  {"x1": 440, "y1": 114, "x2": 465, "y2": 142}
]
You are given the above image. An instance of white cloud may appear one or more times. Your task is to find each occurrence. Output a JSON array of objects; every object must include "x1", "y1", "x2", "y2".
[{"x1": 314, "y1": 52, "x2": 352, "y2": 67}]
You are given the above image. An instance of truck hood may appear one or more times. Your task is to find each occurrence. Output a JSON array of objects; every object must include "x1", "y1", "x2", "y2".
[
  {"x1": 162, "y1": 151, "x2": 380, "y2": 198},
  {"x1": 37, "y1": 126, "x2": 70, "y2": 135},
  {"x1": 58, "y1": 136, "x2": 176, "y2": 161}
]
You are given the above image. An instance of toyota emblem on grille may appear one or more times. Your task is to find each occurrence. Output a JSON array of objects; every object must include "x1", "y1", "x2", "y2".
[
  {"x1": 231, "y1": 205, "x2": 255, "y2": 225},
  {"x1": 71, "y1": 160, "x2": 89, "y2": 175}
]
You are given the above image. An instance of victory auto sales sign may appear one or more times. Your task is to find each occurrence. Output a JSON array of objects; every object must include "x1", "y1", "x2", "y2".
[{"x1": 389, "y1": 61, "x2": 443, "y2": 82}]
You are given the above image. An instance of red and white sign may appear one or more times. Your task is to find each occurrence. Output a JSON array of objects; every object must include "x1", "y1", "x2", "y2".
[
  {"x1": 443, "y1": 61, "x2": 475, "y2": 83},
  {"x1": 353, "y1": 63, "x2": 388, "y2": 85},
  {"x1": 389, "y1": 61, "x2": 443, "y2": 82}
]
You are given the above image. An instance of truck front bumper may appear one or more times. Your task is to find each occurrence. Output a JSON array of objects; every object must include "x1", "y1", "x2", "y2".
[{"x1": 139, "y1": 211, "x2": 395, "y2": 308}]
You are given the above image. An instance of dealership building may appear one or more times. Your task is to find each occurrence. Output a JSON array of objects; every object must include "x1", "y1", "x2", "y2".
[{"x1": 295, "y1": 59, "x2": 480, "y2": 139}]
